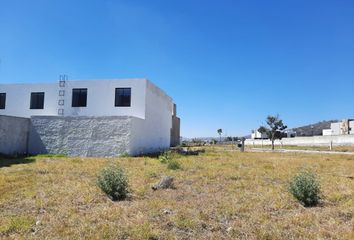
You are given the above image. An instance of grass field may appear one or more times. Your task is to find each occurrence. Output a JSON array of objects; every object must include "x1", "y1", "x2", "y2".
[{"x1": 0, "y1": 146, "x2": 353, "y2": 239}]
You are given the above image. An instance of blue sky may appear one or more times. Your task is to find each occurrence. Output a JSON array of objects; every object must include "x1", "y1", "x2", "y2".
[{"x1": 0, "y1": 0, "x2": 353, "y2": 138}]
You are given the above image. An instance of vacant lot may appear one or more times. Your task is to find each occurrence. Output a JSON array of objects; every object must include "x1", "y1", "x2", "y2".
[{"x1": 0, "y1": 147, "x2": 353, "y2": 239}]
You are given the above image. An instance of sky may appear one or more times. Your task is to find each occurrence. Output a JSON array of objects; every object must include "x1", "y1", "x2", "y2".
[{"x1": 0, "y1": 0, "x2": 353, "y2": 138}]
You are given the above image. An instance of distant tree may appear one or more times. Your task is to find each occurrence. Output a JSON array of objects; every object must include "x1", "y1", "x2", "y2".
[
  {"x1": 258, "y1": 115, "x2": 287, "y2": 150},
  {"x1": 191, "y1": 138, "x2": 202, "y2": 146},
  {"x1": 217, "y1": 129, "x2": 223, "y2": 142},
  {"x1": 226, "y1": 136, "x2": 233, "y2": 142},
  {"x1": 232, "y1": 137, "x2": 240, "y2": 142}
]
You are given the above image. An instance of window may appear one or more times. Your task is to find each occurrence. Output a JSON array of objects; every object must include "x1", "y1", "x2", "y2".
[
  {"x1": 72, "y1": 88, "x2": 87, "y2": 107},
  {"x1": 115, "y1": 88, "x2": 131, "y2": 107},
  {"x1": 0, "y1": 93, "x2": 5, "y2": 109},
  {"x1": 30, "y1": 92, "x2": 44, "y2": 109}
]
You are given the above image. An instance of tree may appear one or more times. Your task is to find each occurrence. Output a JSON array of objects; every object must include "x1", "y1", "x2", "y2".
[
  {"x1": 217, "y1": 129, "x2": 223, "y2": 142},
  {"x1": 258, "y1": 115, "x2": 287, "y2": 150},
  {"x1": 232, "y1": 137, "x2": 240, "y2": 142}
]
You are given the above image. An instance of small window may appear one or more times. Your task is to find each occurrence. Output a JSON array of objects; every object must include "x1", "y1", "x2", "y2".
[
  {"x1": 115, "y1": 88, "x2": 131, "y2": 107},
  {"x1": 30, "y1": 92, "x2": 45, "y2": 109},
  {"x1": 0, "y1": 93, "x2": 6, "y2": 109},
  {"x1": 72, "y1": 88, "x2": 87, "y2": 107}
]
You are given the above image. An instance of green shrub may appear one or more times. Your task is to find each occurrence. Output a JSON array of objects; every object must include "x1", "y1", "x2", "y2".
[
  {"x1": 167, "y1": 159, "x2": 181, "y2": 170},
  {"x1": 159, "y1": 151, "x2": 181, "y2": 170},
  {"x1": 289, "y1": 169, "x2": 321, "y2": 207},
  {"x1": 158, "y1": 151, "x2": 172, "y2": 164},
  {"x1": 158, "y1": 151, "x2": 181, "y2": 170},
  {"x1": 97, "y1": 165, "x2": 129, "y2": 201},
  {"x1": 119, "y1": 152, "x2": 130, "y2": 157}
]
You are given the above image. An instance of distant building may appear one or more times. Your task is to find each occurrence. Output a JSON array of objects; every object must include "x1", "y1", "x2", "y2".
[
  {"x1": 322, "y1": 119, "x2": 354, "y2": 136},
  {"x1": 284, "y1": 129, "x2": 297, "y2": 138},
  {"x1": 251, "y1": 130, "x2": 268, "y2": 139},
  {"x1": 251, "y1": 129, "x2": 296, "y2": 139}
]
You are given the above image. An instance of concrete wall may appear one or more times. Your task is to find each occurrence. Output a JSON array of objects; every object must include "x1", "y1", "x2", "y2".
[
  {"x1": 245, "y1": 135, "x2": 354, "y2": 147},
  {"x1": 29, "y1": 113, "x2": 173, "y2": 157},
  {"x1": 130, "y1": 81, "x2": 174, "y2": 155},
  {"x1": 331, "y1": 122, "x2": 341, "y2": 135},
  {"x1": 170, "y1": 103, "x2": 180, "y2": 147},
  {"x1": 29, "y1": 116, "x2": 133, "y2": 157},
  {"x1": 0, "y1": 115, "x2": 30, "y2": 156},
  {"x1": 322, "y1": 129, "x2": 332, "y2": 136},
  {"x1": 171, "y1": 116, "x2": 181, "y2": 147}
]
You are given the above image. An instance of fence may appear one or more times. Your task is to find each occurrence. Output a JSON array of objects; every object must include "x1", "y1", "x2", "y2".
[{"x1": 245, "y1": 135, "x2": 354, "y2": 147}]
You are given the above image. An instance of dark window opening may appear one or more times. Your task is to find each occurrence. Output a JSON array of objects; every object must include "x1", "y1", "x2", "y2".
[
  {"x1": 0, "y1": 93, "x2": 6, "y2": 109},
  {"x1": 72, "y1": 88, "x2": 87, "y2": 107},
  {"x1": 30, "y1": 92, "x2": 45, "y2": 109},
  {"x1": 115, "y1": 88, "x2": 131, "y2": 107}
]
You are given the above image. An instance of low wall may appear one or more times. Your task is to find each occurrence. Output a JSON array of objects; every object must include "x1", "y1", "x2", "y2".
[
  {"x1": 245, "y1": 135, "x2": 354, "y2": 147},
  {"x1": 1, "y1": 115, "x2": 171, "y2": 157},
  {"x1": 29, "y1": 116, "x2": 133, "y2": 157},
  {"x1": 0, "y1": 115, "x2": 30, "y2": 156}
]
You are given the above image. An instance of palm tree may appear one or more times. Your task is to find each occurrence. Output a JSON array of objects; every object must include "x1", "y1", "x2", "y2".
[{"x1": 217, "y1": 129, "x2": 223, "y2": 143}]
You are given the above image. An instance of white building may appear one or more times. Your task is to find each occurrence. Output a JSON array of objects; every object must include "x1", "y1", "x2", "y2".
[
  {"x1": 251, "y1": 129, "x2": 296, "y2": 139},
  {"x1": 284, "y1": 129, "x2": 297, "y2": 138},
  {"x1": 322, "y1": 119, "x2": 354, "y2": 136},
  {"x1": 251, "y1": 130, "x2": 268, "y2": 139},
  {"x1": 0, "y1": 78, "x2": 180, "y2": 156}
]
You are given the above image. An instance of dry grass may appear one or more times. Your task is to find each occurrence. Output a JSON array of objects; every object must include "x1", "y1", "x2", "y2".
[{"x1": 0, "y1": 146, "x2": 353, "y2": 239}]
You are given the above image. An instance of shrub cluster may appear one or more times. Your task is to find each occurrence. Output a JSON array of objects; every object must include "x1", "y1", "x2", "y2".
[
  {"x1": 159, "y1": 151, "x2": 181, "y2": 170},
  {"x1": 289, "y1": 169, "x2": 321, "y2": 207},
  {"x1": 97, "y1": 165, "x2": 129, "y2": 201}
]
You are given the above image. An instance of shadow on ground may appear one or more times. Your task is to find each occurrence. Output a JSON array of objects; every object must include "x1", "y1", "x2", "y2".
[{"x1": 0, "y1": 157, "x2": 36, "y2": 168}]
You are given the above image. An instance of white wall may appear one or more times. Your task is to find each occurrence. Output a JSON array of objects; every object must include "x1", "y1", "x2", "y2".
[
  {"x1": 63, "y1": 79, "x2": 147, "y2": 119},
  {"x1": 251, "y1": 130, "x2": 267, "y2": 139},
  {"x1": 0, "y1": 79, "x2": 147, "y2": 119},
  {"x1": 130, "y1": 80, "x2": 173, "y2": 155},
  {"x1": 0, "y1": 115, "x2": 31, "y2": 155},
  {"x1": 322, "y1": 129, "x2": 332, "y2": 136},
  {"x1": 245, "y1": 135, "x2": 354, "y2": 147},
  {"x1": 0, "y1": 83, "x2": 58, "y2": 118},
  {"x1": 331, "y1": 122, "x2": 341, "y2": 135}
]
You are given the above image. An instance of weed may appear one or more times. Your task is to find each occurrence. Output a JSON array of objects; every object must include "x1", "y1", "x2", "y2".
[
  {"x1": 0, "y1": 216, "x2": 34, "y2": 235},
  {"x1": 158, "y1": 151, "x2": 172, "y2": 164},
  {"x1": 167, "y1": 159, "x2": 181, "y2": 170},
  {"x1": 97, "y1": 165, "x2": 129, "y2": 201},
  {"x1": 120, "y1": 152, "x2": 131, "y2": 157},
  {"x1": 34, "y1": 154, "x2": 67, "y2": 158}
]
